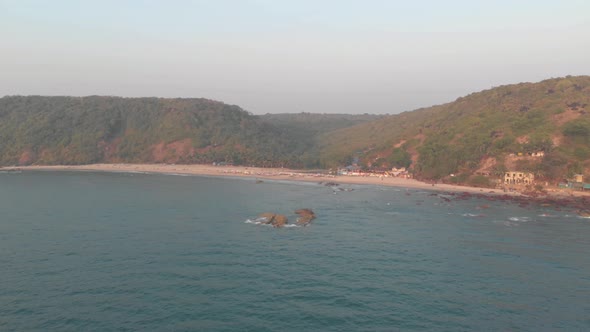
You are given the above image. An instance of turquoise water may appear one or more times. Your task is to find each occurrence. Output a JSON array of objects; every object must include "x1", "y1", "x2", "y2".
[{"x1": 1, "y1": 171, "x2": 589, "y2": 331}]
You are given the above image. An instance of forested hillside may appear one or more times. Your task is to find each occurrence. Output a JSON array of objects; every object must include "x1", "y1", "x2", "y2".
[
  {"x1": 320, "y1": 76, "x2": 590, "y2": 184},
  {"x1": 0, "y1": 96, "x2": 301, "y2": 167},
  {"x1": 258, "y1": 113, "x2": 381, "y2": 167},
  {"x1": 2, "y1": 76, "x2": 589, "y2": 184},
  {"x1": 0, "y1": 96, "x2": 377, "y2": 168}
]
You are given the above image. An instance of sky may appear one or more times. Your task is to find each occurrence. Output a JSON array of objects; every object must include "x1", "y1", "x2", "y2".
[{"x1": 1, "y1": 0, "x2": 589, "y2": 114}]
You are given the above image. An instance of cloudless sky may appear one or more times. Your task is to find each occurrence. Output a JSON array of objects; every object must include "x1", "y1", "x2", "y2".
[{"x1": 1, "y1": 0, "x2": 589, "y2": 114}]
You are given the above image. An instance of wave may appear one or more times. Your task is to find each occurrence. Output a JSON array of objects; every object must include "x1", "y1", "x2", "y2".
[
  {"x1": 162, "y1": 173, "x2": 192, "y2": 177},
  {"x1": 508, "y1": 217, "x2": 531, "y2": 222},
  {"x1": 244, "y1": 219, "x2": 301, "y2": 227},
  {"x1": 244, "y1": 218, "x2": 268, "y2": 225},
  {"x1": 462, "y1": 213, "x2": 485, "y2": 218},
  {"x1": 491, "y1": 219, "x2": 519, "y2": 227}
]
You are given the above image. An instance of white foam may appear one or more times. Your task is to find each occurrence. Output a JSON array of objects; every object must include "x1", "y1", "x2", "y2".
[
  {"x1": 508, "y1": 217, "x2": 531, "y2": 222},
  {"x1": 462, "y1": 213, "x2": 484, "y2": 218},
  {"x1": 244, "y1": 219, "x2": 301, "y2": 228},
  {"x1": 244, "y1": 219, "x2": 266, "y2": 225}
]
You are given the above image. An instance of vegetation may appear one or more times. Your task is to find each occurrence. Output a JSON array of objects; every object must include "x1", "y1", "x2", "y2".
[
  {"x1": 1, "y1": 76, "x2": 589, "y2": 185},
  {"x1": 0, "y1": 96, "x2": 375, "y2": 168},
  {"x1": 258, "y1": 112, "x2": 381, "y2": 168},
  {"x1": 320, "y1": 76, "x2": 590, "y2": 183}
]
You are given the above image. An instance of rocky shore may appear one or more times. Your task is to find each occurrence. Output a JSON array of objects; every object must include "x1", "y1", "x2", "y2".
[{"x1": 435, "y1": 191, "x2": 590, "y2": 216}]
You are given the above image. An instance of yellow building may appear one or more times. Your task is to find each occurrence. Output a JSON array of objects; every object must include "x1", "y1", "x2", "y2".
[
  {"x1": 573, "y1": 174, "x2": 584, "y2": 183},
  {"x1": 504, "y1": 172, "x2": 534, "y2": 185}
]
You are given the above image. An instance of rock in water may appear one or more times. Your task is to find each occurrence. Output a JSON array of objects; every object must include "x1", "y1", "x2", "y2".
[
  {"x1": 272, "y1": 214, "x2": 288, "y2": 228},
  {"x1": 295, "y1": 208, "x2": 315, "y2": 216},
  {"x1": 295, "y1": 208, "x2": 316, "y2": 226},
  {"x1": 258, "y1": 212, "x2": 276, "y2": 224},
  {"x1": 257, "y1": 212, "x2": 288, "y2": 227}
]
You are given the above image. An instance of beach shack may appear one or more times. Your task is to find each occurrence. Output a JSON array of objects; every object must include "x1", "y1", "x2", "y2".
[{"x1": 504, "y1": 172, "x2": 534, "y2": 185}]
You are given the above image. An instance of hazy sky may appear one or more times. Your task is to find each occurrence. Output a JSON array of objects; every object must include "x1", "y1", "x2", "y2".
[{"x1": 1, "y1": 1, "x2": 589, "y2": 114}]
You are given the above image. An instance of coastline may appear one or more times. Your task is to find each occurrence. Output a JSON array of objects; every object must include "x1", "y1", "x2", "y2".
[
  {"x1": 2, "y1": 163, "x2": 497, "y2": 193},
  {"x1": 2, "y1": 162, "x2": 585, "y2": 197},
  {"x1": 4, "y1": 163, "x2": 590, "y2": 213},
  {"x1": 0, "y1": 163, "x2": 590, "y2": 197}
]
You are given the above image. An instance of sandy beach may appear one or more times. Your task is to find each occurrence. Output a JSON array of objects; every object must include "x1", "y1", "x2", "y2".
[
  {"x1": 3, "y1": 163, "x2": 589, "y2": 198},
  {"x1": 0, "y1": 163, "x2": 522, "y2": 195}
]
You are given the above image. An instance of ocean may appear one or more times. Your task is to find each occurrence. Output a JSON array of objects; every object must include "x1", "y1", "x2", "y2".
[{"x1": 1, "y1": 171, "x2": 589, "y2": 331}]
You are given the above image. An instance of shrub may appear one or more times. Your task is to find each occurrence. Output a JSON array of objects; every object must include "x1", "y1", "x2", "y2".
[{"x1": 468, "y1": 175, "x2": 492, "y2": 188}]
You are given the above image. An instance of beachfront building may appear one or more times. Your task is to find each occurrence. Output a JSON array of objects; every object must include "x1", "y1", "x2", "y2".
[{"x1": 504, "y1": 171, "x2": 534, "y2": 185}]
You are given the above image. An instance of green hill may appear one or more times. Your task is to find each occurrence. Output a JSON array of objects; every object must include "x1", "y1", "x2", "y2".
[
  {"x1": 0, "y1": 96, "x2": 302, "y2": 167},
  {"x1": 0, "y1": 96, "x2": 376, "y2": 168},
  {"x1": 320, "y1": 76, "x2": 590, "y2": 184},
  {"x1": 2, "y1": 76, "x2": 589, "y2": 185}
]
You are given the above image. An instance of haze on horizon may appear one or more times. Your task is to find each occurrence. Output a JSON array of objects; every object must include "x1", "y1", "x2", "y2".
[{"x1": 1, "y1": 0, "x2": 589, "y2": 114}]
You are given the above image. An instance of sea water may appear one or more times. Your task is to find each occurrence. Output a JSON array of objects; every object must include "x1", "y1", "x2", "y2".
[{"x1": 1, "y1": 171, "x2": 589, "y2": 331}]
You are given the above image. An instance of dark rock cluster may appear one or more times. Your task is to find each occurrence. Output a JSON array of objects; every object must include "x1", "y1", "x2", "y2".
[{"x1": 256, "y1": 209, "x2": 316, "y2": 228}]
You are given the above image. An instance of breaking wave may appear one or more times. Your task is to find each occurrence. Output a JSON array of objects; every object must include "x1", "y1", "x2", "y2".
[
  {"x1": 462, "y1": 213, "x2": 485, "y2": 218},
  {"x1": 244, "y1": 219, "x2": 301, "y2": 227},
  {"x1": 508, "y1": 217, "x2": 531, "y2": 222}
]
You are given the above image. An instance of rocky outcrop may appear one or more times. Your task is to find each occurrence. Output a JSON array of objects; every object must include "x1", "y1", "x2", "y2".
[
  {"x1": 255, "y1": 208, "x2": 316, "y2": 228},
  {"x1": 258, "y1": 212, "x2": 289, "y2": 228},
  {"x1": 273, "y1": 214, "x2": 288, "y2": 227},
  {"x1": 295, "y1": 208, "x2": 316, "y2": 226}
]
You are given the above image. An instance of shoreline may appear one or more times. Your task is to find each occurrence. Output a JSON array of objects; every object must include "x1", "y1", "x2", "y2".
[
  {"x1": 2, "y1": 163, "x2": 505, "y2": 194},
  {"x1": 3, "y1": 163, "x2": 587, "y2": 198}
]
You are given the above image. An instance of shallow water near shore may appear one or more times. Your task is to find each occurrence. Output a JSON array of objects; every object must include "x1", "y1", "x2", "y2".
[{"x1": 1, "y1": 171, "x2": 589, "y2": 331}]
